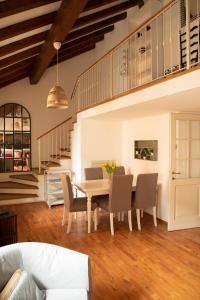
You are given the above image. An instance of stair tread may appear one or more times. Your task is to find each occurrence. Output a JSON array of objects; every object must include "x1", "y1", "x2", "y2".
[
  {"x1": 0, "y1": 181, "x2": 39, "y2": 189},
  {"x1": 41, "y1": 161, "x2": 61, "y2": 167},
  {"x1": 0, "y1": 193, "x2": 38, "y2": 200},
  {"x1": 9, "y1": 174, "x2": 38, "y2": 182}
]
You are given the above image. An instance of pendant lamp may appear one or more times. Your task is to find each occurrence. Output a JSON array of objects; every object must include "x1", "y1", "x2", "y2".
[{"x1": 47, "y1": 42, "x2": 69, "y2": 109}]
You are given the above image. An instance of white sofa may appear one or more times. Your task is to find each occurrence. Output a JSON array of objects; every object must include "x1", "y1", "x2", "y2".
[{"x1": 0, "y1": 242, "x2": 91, "y2": 300}]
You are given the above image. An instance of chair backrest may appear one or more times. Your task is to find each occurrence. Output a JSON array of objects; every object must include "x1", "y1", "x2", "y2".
[
  {"x1": 135, "y1": 173, "x2": 158, "y2": 209},
  {"x1": 84, "y1": 167, "x2": 103, "y2": 180},
  {"x1": 109, "y1": 174, "x2": 133, "y2": 212},
  {"x1": 60, "y1": 174, "x2": 74, "y2": 211},
  {"x1": 113, "y1": 166, "x2": 125, "y2": 176}
]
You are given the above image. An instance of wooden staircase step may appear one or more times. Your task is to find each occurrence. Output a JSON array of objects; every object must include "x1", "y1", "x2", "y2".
[
  {"x1": 41, "y1": 161, "x2": 61, "y2": 167},
  {"x1": 60, "y1": 147, "x2": 71, "y2": 151},
  {"x1": 0, "y1": 193, "x2": 38, "y2": 201},
  {"x1": 9, "y1": 174, "x2": 38, "y2": 182},
  {"x1": 50, "y1": 154, "x2": 71, "y2": 159},
  {"x1": 0, "y1": 181, "x2": 38, "y2": 189}
]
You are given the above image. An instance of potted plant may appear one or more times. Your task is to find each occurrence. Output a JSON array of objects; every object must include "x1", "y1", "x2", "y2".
[{"x1": 102, "y1": 162, "x2": 116, "y2": 180}]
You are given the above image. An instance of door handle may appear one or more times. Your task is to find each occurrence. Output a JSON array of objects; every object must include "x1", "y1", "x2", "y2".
[{"x1": 172, "y1": 171, "x2": 181, "y2": 175}]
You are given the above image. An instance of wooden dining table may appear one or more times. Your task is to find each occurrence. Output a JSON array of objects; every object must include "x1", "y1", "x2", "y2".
[{"x1": 75, "y1": 179, "x2": 137, "y2": 233}]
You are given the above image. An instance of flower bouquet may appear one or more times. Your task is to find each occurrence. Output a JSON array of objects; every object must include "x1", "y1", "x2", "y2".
[{"x1": 102, "y1": 162, "x2": 116, "y2": 180}]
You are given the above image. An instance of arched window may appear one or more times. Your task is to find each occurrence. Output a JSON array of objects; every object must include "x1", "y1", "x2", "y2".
[{"x1": 0, "y1": 103, "x2": 31, "y2": 172}]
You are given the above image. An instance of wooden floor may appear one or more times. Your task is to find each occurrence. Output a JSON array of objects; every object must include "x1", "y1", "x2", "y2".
[{"x1": 1, "y1": 202, "x2": 200, "y2": 300}]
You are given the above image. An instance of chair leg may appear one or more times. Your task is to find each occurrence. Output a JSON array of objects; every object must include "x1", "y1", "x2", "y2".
[
  {"x1": 153, "y1": 206, "x2": 157, "y2": 227},
  {"x1": 121, "y1": 212, "x2": 125, "y2": 222},
  {"x1": 117, "y1": 212, "x2": 121, "y2": 222},
  {"x1": 136, "y1": 209, "x2": 141, "y2": 231},
  {"x1": 67, "y1": 212, "x2": 72, "y2": 234},
  {"x1": 110, "y1": 213, "x2": 114, "y2": 235},
  {"x1": 128, "y1": 210, "x2": 132, "y2": 232},
  {"x1": 141, "y1": 210, "x2": 144, "y2": 218},
  {"x1": 62, "y1": 209, "x2": 67, "y2": 226},
  {"x1": 94, "y1": 209, "x2": 98, "y2": 231}
]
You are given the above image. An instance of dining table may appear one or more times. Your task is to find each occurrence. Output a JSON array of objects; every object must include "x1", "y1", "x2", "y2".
[{"x1": 75, "y1": 179, "x2": 137, "y2": 233}]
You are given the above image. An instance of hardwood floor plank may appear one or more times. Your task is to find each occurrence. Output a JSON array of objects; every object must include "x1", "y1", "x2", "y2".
[{"x1": 1, "y1": 202, "x2": 199, "y2": 300}]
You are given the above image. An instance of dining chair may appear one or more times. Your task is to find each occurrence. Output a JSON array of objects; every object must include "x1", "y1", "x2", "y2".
[
  {"x1": 84, "y1": 167, "x2": 103, "y2": 180},
  {"x1": 113, "y1": 166, "x2": 125, "y2": 175},
  {"x1": 132, "y1": 173, "x2": 158, "y2": 230},
  {"x1": 94, "y1": 174, "x2": 133, "y2": 235},
  {"x1": 60, "y1": 174, "x2": 98, "y2": 233}
]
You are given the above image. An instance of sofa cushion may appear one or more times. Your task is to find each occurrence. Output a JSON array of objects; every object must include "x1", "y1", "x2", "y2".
[
  {"x1": 2, "y1": 270, "x2": 45, "y2": 300},
  {"x1": 45, "y1": 289, "x2": 88, "y2": 300}
]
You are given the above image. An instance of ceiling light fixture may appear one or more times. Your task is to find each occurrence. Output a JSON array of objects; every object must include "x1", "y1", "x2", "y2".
[{"x1": 46, "y1": 42, "x2": 69, "y2": 109}]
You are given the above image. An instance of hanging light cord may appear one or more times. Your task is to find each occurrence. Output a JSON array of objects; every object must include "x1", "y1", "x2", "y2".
[{"x1": 56, "y1": 48, "x2": 59, "y2": 85}]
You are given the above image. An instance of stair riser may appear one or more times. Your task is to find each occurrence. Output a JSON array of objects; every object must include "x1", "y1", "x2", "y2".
[
  {"x1": 0, "y1": 189, "x2": 39, "y2": 194},
  {"x1": 9, "y1": 178, "x2": 39, "y2": 187},
  {"x1": 0, "y1": 198, "x2": 42, "y2": 206}
]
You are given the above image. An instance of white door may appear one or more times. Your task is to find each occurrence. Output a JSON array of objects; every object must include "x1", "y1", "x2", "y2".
[{"x1": 169, "y1": 113, "x2": 200, "y2": 231}]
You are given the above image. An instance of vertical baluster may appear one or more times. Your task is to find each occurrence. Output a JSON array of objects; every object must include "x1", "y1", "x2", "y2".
[
  {"x1": 156, "y1": 17, "x2": 159, "y2": 79},
  {"x1": 170, "y1": 4, "x2": 173, "y2": 74},
  {"x1": 110, "y1": 52, "x2": 113, "y2": 99},
  {"x1": 185, "y1": 0, "x2": 190, "y2": 69},
  {"x1": 47, "y1": 133, "x2": 49, "y2": 163},
  {"x1": 197, "y1": 0, "x2": 200, "y2": 63},
  {"x1": 60, "y1": 126, "x2": 62, "y2": 158},
  {"x1": 38, "y1": 139, "x2": 41, "y2": 174},
  {"x1": 56, "y1": 128, "x2": 58, "y2": 159}
]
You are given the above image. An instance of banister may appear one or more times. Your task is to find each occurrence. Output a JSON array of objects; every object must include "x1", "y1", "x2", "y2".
[
  {"x1": 70, "y1": 0, "x2": 176, "y2": 98},
  {"x1": 37, "y1": 117, "x2": 72, "y2": 140}
]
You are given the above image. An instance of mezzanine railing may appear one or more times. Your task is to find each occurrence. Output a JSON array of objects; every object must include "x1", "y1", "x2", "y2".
[{"x1": 71, "y1": 0, "x2": 200, "y2": 121}]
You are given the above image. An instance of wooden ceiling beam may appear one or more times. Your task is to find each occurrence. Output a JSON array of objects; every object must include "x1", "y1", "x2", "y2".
[
  {"x1": 0, "y1": 13, "x2": 124, "y2": 57},
  {"x1": 0, "y1": 57, "x2": 34, "y2": 81},
  {"x1": 73, "y1": 1, "x2": 139, "y2": 30},
  {"x1": 29, "y1": 0, "x2": 90, "y2": 84},
  {"x1": 0, "y1": 72, "x2": 30, "y2": 89},
  {"x1": 0, "y1": 32, "x2": 47, "y2": 58},
  {"x1": 0, "y1": 45, "x2": 42, "y2": 69},
  {"x1": 84, "y1": 0, "x2": 119, "y2": 11},
  {"x1": 0, "y1": 30, "x2": 105, "y2": 70},
  {"x1": 0, "y1": 44, "x2": 96, "y2": 89},
  {"x1": 0, "y1": 12, "x2": 55, "y2": 42},
  {"x1": 0, "y1": 0, "x2": 59, "y2": 19},
  {"x1": 1, "y1": 1, "x2": 134, "y2": 42}
]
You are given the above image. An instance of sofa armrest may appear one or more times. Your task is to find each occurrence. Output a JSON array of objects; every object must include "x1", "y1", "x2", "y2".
[{"x1": 19, "y1": 243, "x2": 90, "y2": 292}]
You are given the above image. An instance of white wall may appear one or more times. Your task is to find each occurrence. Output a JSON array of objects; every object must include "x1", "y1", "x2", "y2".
[
  {"x1": 72, "y1": 118, "x2": 122, "y2": 181},
  {"x1": 71, "y1": 112, "x2": 170, "y2": 221},
  {"x1": 122, "y1": 113, "x2": 170, "y2": 221}
]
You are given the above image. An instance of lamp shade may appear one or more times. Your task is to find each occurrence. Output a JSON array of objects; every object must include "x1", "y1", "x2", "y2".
[{"x1": 47, "y1": 85, "x2": 69, "y2": 109}]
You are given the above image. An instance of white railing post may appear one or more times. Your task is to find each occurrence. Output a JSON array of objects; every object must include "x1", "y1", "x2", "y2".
[
  {"x1": 185, "y1": 0, "x2": 190, "y2": 69},
  {"x1": 38, "y1": 139, "x2": 41, "y2": 174}
]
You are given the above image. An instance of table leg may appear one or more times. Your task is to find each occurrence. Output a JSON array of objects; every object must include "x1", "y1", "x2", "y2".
[{"x1": 87, "y1": 194, "x2": 92, "y2": 233}]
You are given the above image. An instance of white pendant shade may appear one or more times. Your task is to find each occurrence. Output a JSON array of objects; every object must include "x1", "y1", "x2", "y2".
[{"x1": 47, "y1": 85, "x2": 69, "y2": 109}]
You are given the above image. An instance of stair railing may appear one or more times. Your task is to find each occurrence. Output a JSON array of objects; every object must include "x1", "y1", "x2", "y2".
[{"x1": 37, "y1": 117, "x2": 72, "y2": 173}]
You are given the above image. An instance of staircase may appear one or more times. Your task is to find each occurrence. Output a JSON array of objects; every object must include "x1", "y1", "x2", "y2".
[
  {"x1": 37, "y1": 117, "x2": 72, "y2": 173},
  {"x1": 0, "y1": 172, "x2": 42, "y2": 205}
]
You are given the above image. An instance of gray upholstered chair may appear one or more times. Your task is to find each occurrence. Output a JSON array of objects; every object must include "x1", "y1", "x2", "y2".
[
  {"x1": 95, "y1": 175, "x2": 133, "y2": 235},
  {"x1": 60, "y1": 174, "x2": 98, "y2": 233},
  {"x1": 113, "y1": 166, "x2": 125, "y2": 175},
  {"x1": 0, "y1": 242, "x2": 91, "y2": 300},
  {"x1": 84, "y1": 167, "x2": 103, "y2": 180},
  {"x1": 132, "y1": 173, "x2": 158, "y2": 230}
]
